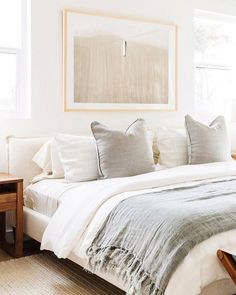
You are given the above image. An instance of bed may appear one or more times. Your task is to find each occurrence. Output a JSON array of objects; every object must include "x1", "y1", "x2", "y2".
[{"x1": 7, "y1": 136, "x2": 236, "y2": 295}]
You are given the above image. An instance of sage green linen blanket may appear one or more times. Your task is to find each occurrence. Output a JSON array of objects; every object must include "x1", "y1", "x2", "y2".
[{"x1": 87, "y1": 179, "x2": 236, "y2": 295}]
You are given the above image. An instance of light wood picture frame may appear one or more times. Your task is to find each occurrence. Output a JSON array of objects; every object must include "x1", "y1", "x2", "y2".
[{"x1": 63, "y1": 9, "x2": 178, "y2": 112}]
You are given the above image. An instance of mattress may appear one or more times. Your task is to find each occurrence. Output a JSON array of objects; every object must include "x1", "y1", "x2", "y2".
[{"x1": 24, "y1": 179, "x2": 89, "y2": 217}]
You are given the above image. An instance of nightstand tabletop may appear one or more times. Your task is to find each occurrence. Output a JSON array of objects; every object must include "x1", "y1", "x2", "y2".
[{"x1": 0, "y1": 173, "x2": 23, "y2": 184}]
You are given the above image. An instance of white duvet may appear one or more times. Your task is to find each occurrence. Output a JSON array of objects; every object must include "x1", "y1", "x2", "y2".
[{"x1": 41, "y1": 162, "x2": 236, "y2": 295}]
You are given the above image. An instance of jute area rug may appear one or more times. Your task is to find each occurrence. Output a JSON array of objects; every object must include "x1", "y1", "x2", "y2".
[{"x1": 0, "y1": 252, "x2": 125, "y2": 295}]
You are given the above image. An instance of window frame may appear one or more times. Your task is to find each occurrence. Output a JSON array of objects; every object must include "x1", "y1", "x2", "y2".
[
  {"x1": 0, "y1": 0, "x2": 30, "y2": 118},
  {"x1": 194, "y1": 10, "x2": 236, "y2": 116},
  {"x1": 194, "y1": 10, "x2": 236, "y2": 70}
]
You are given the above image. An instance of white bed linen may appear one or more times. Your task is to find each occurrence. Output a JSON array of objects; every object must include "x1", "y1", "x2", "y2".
[
  {"x1": 24, "y1": 179, "x2": 89, "y2": 217},
  {"x1": 41, "y1": 162, "x2": 236, "y2": 295},
  {"x1": 24, "y1": 166, "x2": 164, "y2": 217}
]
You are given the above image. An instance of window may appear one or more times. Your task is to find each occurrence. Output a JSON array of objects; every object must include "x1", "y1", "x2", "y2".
[
  {"x1": 194, "y1": 11, "x2": 236, "y2": 119},
  {"x1": 0, "y1": 0, "x2": 30, "y2": 117}
]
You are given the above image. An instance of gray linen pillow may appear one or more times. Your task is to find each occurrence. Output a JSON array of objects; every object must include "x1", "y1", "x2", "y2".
[
  {"x1": 185, "y1": 115, "x2": 232, "y2": 164},
  {"x1": 91, "y1": 119, "x2": 155, "y2": 179}
]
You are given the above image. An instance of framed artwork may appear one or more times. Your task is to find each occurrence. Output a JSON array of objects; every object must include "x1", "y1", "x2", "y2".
[{"x1": 63, "y1": 9, "x2": 178, "y2": 111}]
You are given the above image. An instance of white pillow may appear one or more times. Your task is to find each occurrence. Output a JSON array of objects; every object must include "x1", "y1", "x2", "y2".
[
  {"x1": 32, "y1": 139, "x2": 64, "y2": 178},
  {"x1": 32, "y1": 140, "x2": 52, "y2": 174},
  {"x1": 51, "y1": 139, "x2": 64, "y2": 178},
  {"x1": 156, "y1": 127, "x2": 188, "y2": 167},
  {"x1": 55, "y1": 134, "x2": 98, "y2": 182}
]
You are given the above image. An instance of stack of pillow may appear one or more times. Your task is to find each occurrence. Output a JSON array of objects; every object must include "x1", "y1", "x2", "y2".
[
  {"x1": 33, "y1": 115, "x2": 233, "y2": 183},
  {"x1": 33, "y1": 118, "x2": 156, "y2": 182},
  {"x1": 157, "y1": 115, "x2": 232, "y2": 167}
]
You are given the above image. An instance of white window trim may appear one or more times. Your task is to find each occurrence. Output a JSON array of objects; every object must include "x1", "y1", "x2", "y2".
[
  {"x1": 195, "y1": 64, "x2": 232, "y2": 71},
  {"x1": 194, "y1": 9, "x2": 236, "y2": 70},
  {"x1": 0, "y1": 0, "x2": 30, "y2": 118},
  {"x1": 195, "y1": 9, "x2": 236, "y2": 24},
  {"x1": 194, "y1": 9, "x2": 236, "y2": 118}
]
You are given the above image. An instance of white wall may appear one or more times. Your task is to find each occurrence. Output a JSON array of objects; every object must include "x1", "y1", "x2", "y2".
[{"x1": 1, "y1": 0, "x2": 236, "y2": 170}]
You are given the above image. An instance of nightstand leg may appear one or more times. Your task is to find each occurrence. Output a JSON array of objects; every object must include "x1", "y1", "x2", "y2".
[
  {"x1": 14, "y1": 182, "x2": 23, "y2": 257},
  {"x1": 0, "y1": 212, "x2": 5, "y2": 242}
]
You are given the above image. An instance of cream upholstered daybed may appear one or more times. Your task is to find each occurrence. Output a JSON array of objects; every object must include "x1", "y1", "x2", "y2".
[{"x1": 7, "y1": 136, "x2": 236, "y2": 295}]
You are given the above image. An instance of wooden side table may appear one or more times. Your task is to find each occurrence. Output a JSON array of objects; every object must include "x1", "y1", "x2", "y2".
[{"x1": 0, "y1": 173, "x2": 23, "y2": 258}]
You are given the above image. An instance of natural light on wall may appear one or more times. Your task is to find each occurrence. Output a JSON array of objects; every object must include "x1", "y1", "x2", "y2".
[
  {"x1": 194, "y1": 10, "x2": 236, "y2": 120},
  {"x1": 0, "y1": 0, "x2": 30, "y2": 118}
]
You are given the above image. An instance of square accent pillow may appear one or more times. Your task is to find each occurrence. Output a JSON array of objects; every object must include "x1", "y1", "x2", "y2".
[
  {"x1": 185, "y1": 115, "x2": 232, "y2": 164},
  {"x1": 156, "y1": 127, "x2": 188, "y2": 167},
  {"x1": 91, "y1": 119, "x2": 155, "y2": 179}
]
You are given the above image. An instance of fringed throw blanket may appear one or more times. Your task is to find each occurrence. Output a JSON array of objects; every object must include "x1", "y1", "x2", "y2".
[{"x1": 87, "y1": 179, "x2": 236, "y2": 295}]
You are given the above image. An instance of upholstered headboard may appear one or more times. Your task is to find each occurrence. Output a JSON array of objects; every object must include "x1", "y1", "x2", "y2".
[{"x1": 7, "y1": 136, "x2": 50, "y2": 188}]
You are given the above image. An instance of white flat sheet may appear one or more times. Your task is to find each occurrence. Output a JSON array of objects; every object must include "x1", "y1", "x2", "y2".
[
  {"x1": 24, "y1": 179, "x2": 89, "y2": 217},
  {"x1": 40, "y1": 162, "x2": 236, "y2": 295},
  {"x1": 24, "y1": 165, "x2": 164, "y2": 217}
]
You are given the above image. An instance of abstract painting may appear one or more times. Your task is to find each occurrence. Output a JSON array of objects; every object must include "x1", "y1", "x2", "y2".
[{"x1": 63, "y1": 10, "x2": 177, "y2": 111}]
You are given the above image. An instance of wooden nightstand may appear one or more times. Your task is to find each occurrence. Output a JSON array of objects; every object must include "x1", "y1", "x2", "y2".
[{"x1": 0, "y1": 173, "x2": 23, "y2": 258}]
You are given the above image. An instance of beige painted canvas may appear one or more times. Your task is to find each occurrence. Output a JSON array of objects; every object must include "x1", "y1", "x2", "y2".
[
  {"x1": 63, "y1": 10, "x2": 177, "y2": 111},
  {"x1": 74, "y1": 35, "x2": 168, "y2": 104}
]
